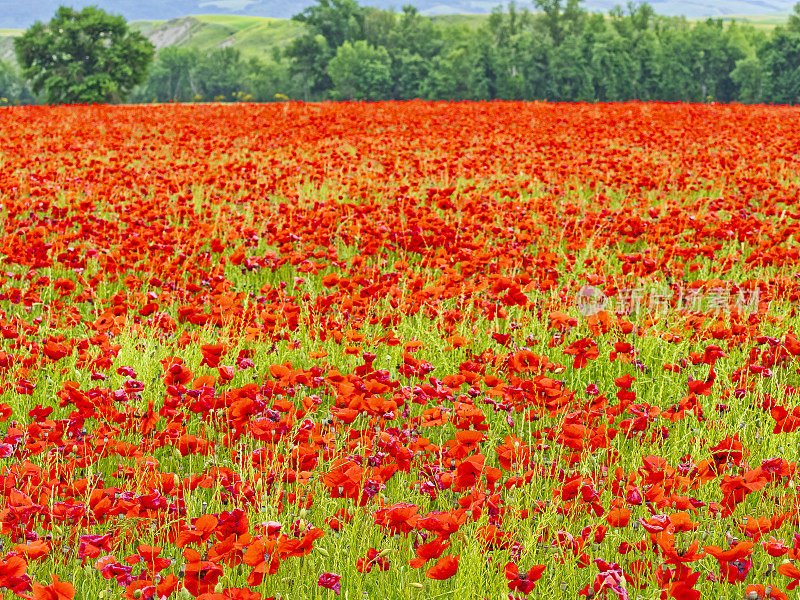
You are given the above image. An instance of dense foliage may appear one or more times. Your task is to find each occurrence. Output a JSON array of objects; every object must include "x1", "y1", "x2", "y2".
[
  {"x1": 135, "y1": 0, "x2": 800, "y2": 103},
  {"x1": 3, "y1": 1, "x2": 800, "y2": 104},
  {"x1": 12, "y1": 6, "x2": 154, "y2": 104}
]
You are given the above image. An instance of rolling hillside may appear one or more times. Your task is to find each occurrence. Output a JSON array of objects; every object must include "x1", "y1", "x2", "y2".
[
  {"x1": 131, "y1": 15, "x2": 305, "y2": 58},
  {"x1": 1, "y1": 0, "x2": 798, "y2": 29},
  {"x1": 0, "y1": 8, "x2": 790, "y2": 67},
  {"x1": 0, "y1": 32, "x2": 17, "y2": 64}
]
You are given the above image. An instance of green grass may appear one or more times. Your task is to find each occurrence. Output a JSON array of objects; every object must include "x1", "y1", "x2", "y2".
[
  {"x1": 128, "y1": 20, "x2": 166, "y2": 37},
  {"x1": 692, "y1": 13, "x2": 790, "y2": 30},
  {"x1": 192, "y1": 14, "x2": 283, "y2": 32},
  {"x1": 130, "y1": 15, "x2": 306, "y2": 59},
  {"x1": 724, "y1": 13, "x2": 789, "y2": 30},
  {"x1": 225, "y1": 19, "x2": 306, "y2": 57},
  {"x1": 427, "y1": 14, "x2": 490, "y2": 28}
]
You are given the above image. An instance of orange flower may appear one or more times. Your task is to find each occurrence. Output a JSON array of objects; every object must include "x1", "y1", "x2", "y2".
[
  {"x1": 32, "y1": 574, "x2": 75, "y2": 600},
  {"x1": 778, "y1": 561, "x2": 800, "y2": 590},
  {"x1": 656, "y1": 531, "x2": 705, "y2": 564},
  {"x1": 183, "y1": 548, "x2": 223, "y2": 597},
  {"x1": 605, "y1": 499, "x2": 631, "y2": 528}
]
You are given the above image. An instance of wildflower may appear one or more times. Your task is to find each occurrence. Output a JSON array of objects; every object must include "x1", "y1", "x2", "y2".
[
  {"x1": 505, "y1": 562, "x2": 545, "y2": 594},
  {"x1": 31, "y1": 574, "x2": 75, "y2": 600},
  {"x1": 317, "y1": 572, "x2": 341, "y2": 595},
  {"x1": 357, "y1": 548, "x2": 390, "y2": 573},
  {"x1": 426, "y1": 554, "x2": 459, "y2": 580},
  {"x1": 704, "y1": 541, "x2": 754, "y2": 583}
]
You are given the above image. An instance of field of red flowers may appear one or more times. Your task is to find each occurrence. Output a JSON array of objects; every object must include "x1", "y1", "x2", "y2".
[{"x1": 1, "y1": 101, "x2": 800, "y2": 600}]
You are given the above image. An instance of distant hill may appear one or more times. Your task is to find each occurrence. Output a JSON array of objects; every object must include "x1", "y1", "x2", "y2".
[
  {"x1": 0, "y1": 8, "x2": 789, "y2": 67},
  {"x1": 130, "y1": 15, "x2": 305, "y2": 59},
  {"x1": 1, "y1": 0, "x2": 798, "y2": 28}
]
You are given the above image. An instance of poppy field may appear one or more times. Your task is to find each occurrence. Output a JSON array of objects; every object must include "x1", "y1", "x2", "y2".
[{"x1": 2, "y1": 101, "x2": 800, "y2": 600}]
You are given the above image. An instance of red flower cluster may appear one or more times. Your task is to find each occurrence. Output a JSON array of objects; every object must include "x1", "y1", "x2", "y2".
[{"x1": 0, "y1": 101, "x2": 799, "y2": 597}]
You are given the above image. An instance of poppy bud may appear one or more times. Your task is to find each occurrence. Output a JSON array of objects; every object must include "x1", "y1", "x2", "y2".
[
  {"x1": 134, "y1": 590, "x2": 143, "y2": 599},
  {"x1": 410, "y1": 583, "x2": 423, "y2": 589},
  {"x1": 316, "y1": 546, "x2": 330, "y2": 557}
]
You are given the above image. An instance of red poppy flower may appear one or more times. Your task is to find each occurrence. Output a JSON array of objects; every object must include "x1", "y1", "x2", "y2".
[
  {"x1": 31, "y1": 574, "x2": 75, "y2": 600},
  {"x1": 505, "y1": 561, "x2": 545, "y2": 594},
  {"x1": 426, "y1": 554, "x2": 459, "y2": 580}
]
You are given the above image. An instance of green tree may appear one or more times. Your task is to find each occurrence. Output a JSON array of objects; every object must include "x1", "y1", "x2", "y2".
[
  {"x1": 135, "y1": 47, "x2": 199, "y2": 102},
  {"x1": 761, "y1": 28, "x2": 800, "y2": 104},
  {"x1": 731, "y1": 56, "x2": 764, "y2": 103},
  {"x1": 687, "y1": 19, "x2": 745, "y2": 102},
  {"x1": 293, "y1": 0, "x2": 366, "y2": 48},
  {"x1": 327, "y1": 40, "x2": 392, "y2": 100},
  {"x1": 385, "y1": 6, "x2": 442, "y2": 99},
  {"x1": 392, "y1": 50, "x2": 432, "y2": 100},
  {"x1": 487, "y1": 2, "x2": 540, "y2": 100},
  {"x1": 789, "y1": 2, "x2": 800, "y2": 32},
  {"x1": 0, "y1": 60, "x2": 35, "y2": 104},
  {"x1": 512, "y1": 30, "x2": 553, "y2": 99},
  {"x1": 725, "y1": 21, "x2": 766, "y2": 103},
  {"x1": 195, "y1": 47, "x2": 246, "y2": 101},
  {"x1": 534, "y1": 0, "x2": 586, "y2": 46},
  {"x1": 391, "y1": 5, "x2": 444, "y2": 59},
  {"x1": 589, "y1": 28, "x2": 638, "y2": 101},
  {"x1": 287, "y1": 0, "x2": 369, "y2": 99},
  {"x1": 651, "y1": 23, "x2": 698, "y2": 101},
  {"x1": 364, "y1": 7, "x2": 397, "y2": 50},
  {"x1": 608, "y1": 1, "x2": 655, "y2": 37},
  {"x1": 285, "y1": 33, "x2": 334, "y2": 100},
  {"x1": 14, "y1": 6, "x2": 154, "y2": 104},
  {"x1": 419, "y1": 26, "x2": 476, "y2": 100},
  {"x1": 465, "y1": 37, "x2": 497, "y2": 100},
  {"x1": 548, "y1": 34, "x2": 593, "y2": 100},
  {"x1": 246, "y1": 54, "x2": 294, "y2": 102}
]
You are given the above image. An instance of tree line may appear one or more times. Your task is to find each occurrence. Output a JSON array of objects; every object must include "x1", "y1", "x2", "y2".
[{"x1": 3, "y1": 1, "x2": 800, "y2": 105}]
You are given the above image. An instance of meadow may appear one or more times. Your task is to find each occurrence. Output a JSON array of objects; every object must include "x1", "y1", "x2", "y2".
[{"x1": 0, "y1": 101, "x2": 799, "y2": 600}]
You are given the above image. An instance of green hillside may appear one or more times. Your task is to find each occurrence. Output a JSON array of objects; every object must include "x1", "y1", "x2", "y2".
[
  {"x1": 428, "y1": 14, "x2": 490, "y2": 27},
  {"x1": 0, "y1": 30, "x2": 17, "y2": 64},
  {"x1": 717, "y1": 13, "x2": 789, "y2": 29},
  {"x1": 0, "y1": 11, "x2": 791, "y2": 67},
  {"x1": 130, "y1": 15, "x2": 305, "y2": 59},
  {"x1": 427, "y1": 12, "x2": 791, "y2": 29}
]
